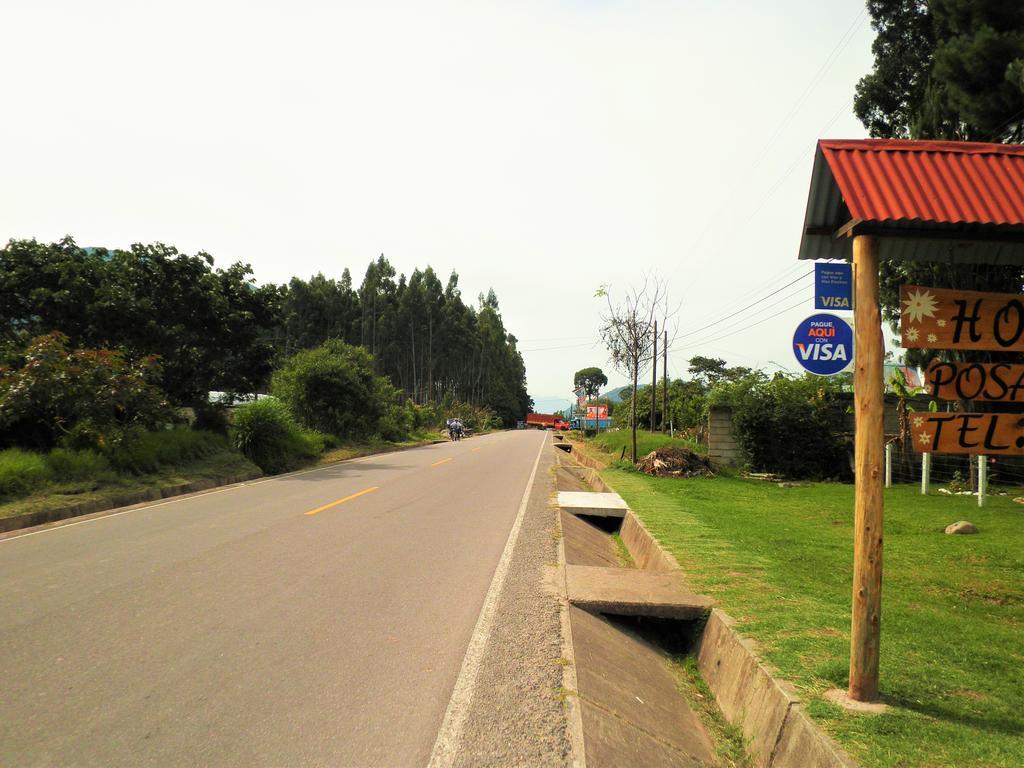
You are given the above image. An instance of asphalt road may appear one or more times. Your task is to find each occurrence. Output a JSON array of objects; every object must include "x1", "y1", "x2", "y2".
[{"x1": 0, "y1": 429, "x2": 551, "y2": 768}]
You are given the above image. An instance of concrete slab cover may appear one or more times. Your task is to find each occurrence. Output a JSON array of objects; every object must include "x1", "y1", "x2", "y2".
[
  {"x1": 560, "y1": 511, "x2": 621, "y2": 568},
  {"x1": 567, "y1": 565, "x2": 713, "y2": 620},
  {"x1": 569, "y1": 606, "x2": 714, "y2": 766},
  {"x1": 557, "y1": 491, "x2": 628, "y2": 518}
]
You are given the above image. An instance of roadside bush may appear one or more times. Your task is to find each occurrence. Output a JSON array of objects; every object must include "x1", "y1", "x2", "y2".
[
  {"x1": 44, "y1": 448, "x2": 111, "y2": 482},
  {"x1": 272, "y1": 340, "x2": 397, "y2": 440},
  {"x1": 0, "y1": 448, "x2": 48, "y2": 497},
  {"x1": 729, "y1": 375, "x2": 849, "y2": 480},
  {"x1": 103, "y1": 428, "x2": 227, "y2": 475},
  {"x1": 232, "y1": 398, "x2": 322, "y2": 474},
  {"x1": 192, "y1": 402, "x2": 231, "y2": 435},
  {"x1": 0, "y1": 332, "x2": 170, "y2": 450},
  {"x1": 377, "y1": 401, "x2": 412, "y2": 442}
]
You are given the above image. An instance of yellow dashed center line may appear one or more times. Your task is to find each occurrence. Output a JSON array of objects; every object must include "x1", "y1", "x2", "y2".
[
  {"x1": 431, "y1": 457, "x2": 454, "y2": 467},
  {"x1": 304, "y1": 486, "x2": 379, "y2": 516}
]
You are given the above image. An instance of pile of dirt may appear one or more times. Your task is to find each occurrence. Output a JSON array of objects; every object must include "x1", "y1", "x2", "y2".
[{"x1": 636, "y1": 446, "x2": 714, "y2": 478}]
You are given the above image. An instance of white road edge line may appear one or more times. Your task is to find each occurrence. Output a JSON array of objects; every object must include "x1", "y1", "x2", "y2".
[{"x1": 427, "y1": 430, "x2": 547, "y2": 768}]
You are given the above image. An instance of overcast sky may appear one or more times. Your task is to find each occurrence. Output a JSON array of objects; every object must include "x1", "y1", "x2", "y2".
[{"x1": 1, "y1": 0, "x2": 876, "y2": 412}]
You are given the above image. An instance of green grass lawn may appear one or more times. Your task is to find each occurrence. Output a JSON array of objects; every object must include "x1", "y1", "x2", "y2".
[
  {"x1": 586, "y1": 428, "x2": 706, "y2": 458},
  {"x1": 602, "y1": 468, "x2": 1024, "y2": 768}
]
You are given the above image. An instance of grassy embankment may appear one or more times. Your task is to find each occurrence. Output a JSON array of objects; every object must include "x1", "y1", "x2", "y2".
[
  {"x1": 584, "y1": 428, "x2": 706, "y2": 458},
  {"x1": 0, "y1": 431, "x2": 258, "y2": 522},
  {"x1": 585, "y1": 431, "x2": 1024, "y2": 768},
  {"x1": 0, "y1": 429, "x2": 449, "y2": 523},
  {"x1": 317, "y1": 430, "x2": 447, "y2": 464}
]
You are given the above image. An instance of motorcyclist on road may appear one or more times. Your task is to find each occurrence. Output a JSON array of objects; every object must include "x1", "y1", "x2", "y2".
[{"x1": 447, "y1": 418, "x2": 464, "y2": 441}]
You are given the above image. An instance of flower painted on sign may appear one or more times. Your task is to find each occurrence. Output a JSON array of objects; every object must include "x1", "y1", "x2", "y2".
[
  {"x1": 918, "y1": 431, "x2": 933, "y2": 446},
  {"x1": 903, "y1": 288, "x2": 939, "y2": 323},
  {"x1": 928, "y1": 333, "x2": 938, "y2": 343},
  {"x1": 913, "y1": 416, "x2": 924, "y2": 428},
  {"x1": 905, "y1": 326, "x2": 920, "y2": 342},
  {"x1": 936, "y1": 319, "x2": 947, "y2": 328}
]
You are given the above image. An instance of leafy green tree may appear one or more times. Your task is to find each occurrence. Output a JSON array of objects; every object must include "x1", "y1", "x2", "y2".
[
  {"x1": 687, "y1": 356, "x2": 755, "y2": 389},
  {"x1": 855, "y1": 1, "x2": 1024, "y2": 141},
  {"x1": 0, "y1": 237, "x2": 281, "y2": 406},
  {"x1": 0, "y1": 332, "x2": 169, "y2": 449},
  {"x1": 573, "y1": 367, "x2": 608, "y2": 399},
  {"x1": 618, "y1": 379, "x2": 707, "y2": 433},
  {"x1": 271, "y1": 340, "x2": 397, "y2": 440},
  {"x1": 853, "y1": 2, "x2": 1024, "y2": 363},
  {"x1": 278, "y1": 271, "x2": 360, "y2": 355}
]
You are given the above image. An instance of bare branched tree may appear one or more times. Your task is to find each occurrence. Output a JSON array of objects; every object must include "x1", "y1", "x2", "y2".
[{"x1": 598, "y1": 274, "x2": 672, "y2": 464}]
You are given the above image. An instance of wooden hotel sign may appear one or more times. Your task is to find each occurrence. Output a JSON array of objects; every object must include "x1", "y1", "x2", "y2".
[
  {"x1": 900, "y1": 285, "x2": 1024, "y2": 352},
  {"x1": 910, "y1": 412, "x2": 1024, "y2": 455},
  {"x1": 923, "y1": 361, "x2": 1024, "y2": 402},
  {"x1": 904, "y1": 285, "x2": 1024, "y2": 455}
]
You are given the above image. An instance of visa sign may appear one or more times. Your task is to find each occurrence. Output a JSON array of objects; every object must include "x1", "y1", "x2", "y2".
[
  {"x1": 792, "y1": 313, "x2": 853, "y2": 376},
  {"x1": 815, "y1": 262, "x2": 852, "y2": 310}
]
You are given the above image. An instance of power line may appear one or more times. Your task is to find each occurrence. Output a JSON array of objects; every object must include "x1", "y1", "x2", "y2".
[
  {"x1": 748, "y1": 8, "x2": 868, "y2": 174},
  {"x1": 676, "y1": 95, "x2": 854, "y2": 309},
  {"x1": 675, "y1": 281, "x2": 814, "y2": 343},
  {"x1": 675, "y1": 9, "x2": 868, "y2": 293},
  {"x1": 676, "y1": 271, "x2": 812, "y2": 339},
  {"x1": 670, "y1": 295, "x2": 812, "y2": 351}
]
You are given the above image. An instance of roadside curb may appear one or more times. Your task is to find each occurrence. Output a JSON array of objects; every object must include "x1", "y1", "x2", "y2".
[{"x1": 0, "y1": 470, "x2": 263, "y2": 535}]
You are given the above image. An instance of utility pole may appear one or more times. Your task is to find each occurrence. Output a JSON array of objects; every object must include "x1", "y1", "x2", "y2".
[
  {"x1": 662, "y1": 328, "x2": 668, "y2": 432},
  {"x1": 650, "y1": 320, "x2": 658, "y2": 433}
]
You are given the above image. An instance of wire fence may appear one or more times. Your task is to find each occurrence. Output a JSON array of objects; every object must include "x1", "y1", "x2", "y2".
[{"x1": 885, "y1": 442, "x2": 1024, "y2": 499}]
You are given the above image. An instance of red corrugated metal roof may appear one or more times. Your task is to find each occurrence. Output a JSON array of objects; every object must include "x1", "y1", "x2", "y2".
[{"x1": 819, "y1": 139, "x2": 1024, "y2": 226}]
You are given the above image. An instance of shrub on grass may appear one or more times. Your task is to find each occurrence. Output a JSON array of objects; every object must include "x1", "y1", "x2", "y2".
[
  {"x1": 102, "y1": 428, "x2": 228, "y2": 475},
  {"x1": 271, "y1": 340, "x2": 400, "y2": 440},
  {"x1": 45, "y1": 448, "x2": 111, "y2": 482},
  {"x1": 0, "y1": 448, "x2": 48, "y2": 497},
  {"x1": 232, "y1": 398, "x2": 322, "y2": 474},
  {"x1": 144, "y1": 429, "x2": 226, "y2": 465},
  {"x1": 728, "y1": 374, "x2": 849, "y2": 480}
]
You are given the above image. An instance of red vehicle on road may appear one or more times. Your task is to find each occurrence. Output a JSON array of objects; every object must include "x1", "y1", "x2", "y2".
[{"x1": 526, "y1": 412, "x2": 570, "y2": 431}]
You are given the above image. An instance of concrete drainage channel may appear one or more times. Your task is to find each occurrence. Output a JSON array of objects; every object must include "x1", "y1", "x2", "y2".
[{"x1": 554, "y1": 444, "x2": 857, "y2": 768}]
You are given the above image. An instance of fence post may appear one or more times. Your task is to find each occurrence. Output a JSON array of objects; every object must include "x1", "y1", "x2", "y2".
[
  {"x1": 921, "y1": 452, "x2": 931, "y2": 495},
  {"x1": 885, "y1": 443, "x2": 892, "y2": 488},
  {"x1": 978, "y1": 455, "x2": 987, "y2": 507}
]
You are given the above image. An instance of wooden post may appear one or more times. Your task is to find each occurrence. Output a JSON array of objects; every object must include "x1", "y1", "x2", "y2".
[
  {"x1": 651, "y1": 320, "x2": 658, "y2": 433},
  {"x1": 978, "y1": 455, "x2": 987, "y2": 507},
  {"x1": 884, "y1": 443, "x2": 892, "y2": 488},
  {"x1": 662, "y1": 329, "x2": 668, "y2": 433},
  {"x1": 921, "y1": 453, "x2": 931, "y2": 495},
  {"x1": 849, "y1": 234, "x2": 884, "y2": 703}
]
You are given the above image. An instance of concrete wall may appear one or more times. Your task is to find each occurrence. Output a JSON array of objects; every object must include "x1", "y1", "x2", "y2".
[
  {"x1": 708, "y1": 394, "x2": 932, "y2": 469},
  {"x1": 708, "y1": 407, "x2": 742, "y2": 466}
]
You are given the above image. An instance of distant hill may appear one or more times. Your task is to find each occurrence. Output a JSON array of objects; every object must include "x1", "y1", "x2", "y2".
[{"x1": 603, "y1": 386, "x2": 629, "y2": 403}]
